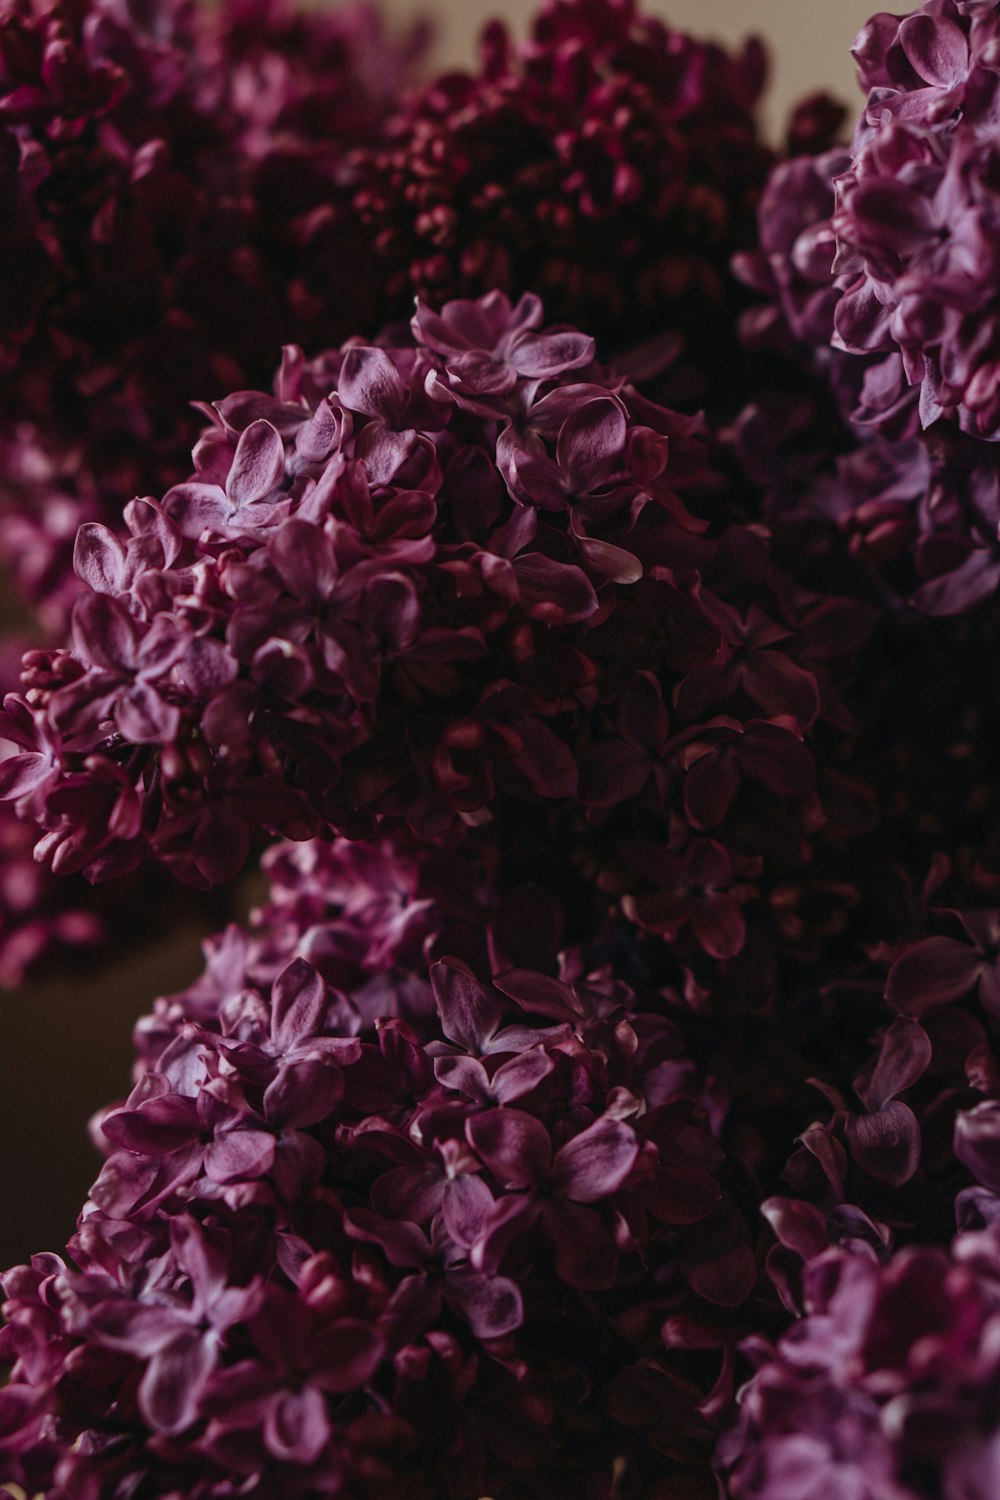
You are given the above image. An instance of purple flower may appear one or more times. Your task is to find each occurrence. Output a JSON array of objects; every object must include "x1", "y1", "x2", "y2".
[
  {"x1": 0, "y1": 0, "x2": 427, "y2": 618},
  {"x1": 349, "y1": 0, "x2": 772, "y2": 370},
  {"x1": 0, "y1": 846, "x2": 750, "y2": 1497},
  {"x1": 721, "y1": 1226, "x2": 1000, "y2": 1500},
  {"x1": 736, "y1": 1, "x2": 1000, "y2": 615},
  {"x1": 1, "y1": 288, "x2": 860, "y2": 1004}
]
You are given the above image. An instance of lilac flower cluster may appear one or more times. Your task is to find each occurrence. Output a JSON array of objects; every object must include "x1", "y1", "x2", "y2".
[
  {"x1": 349, "y1": 0, "x2": 773, "y2": 372},
  {"x1": 737, "y1": 0, "x2": 1000, "y2": 613},
  {"x1": 0, "y1": 641, "x2": 103, "y2": 985},
  {"x1": 0, "y1": 289, "x2": 872, "y2": 998},
  {"x1": 0, "y1": 836, "x2": 756, "y2": 1498},
  {"x1": 0, "y1": 0, "x2": 782, "y2": 984},
  {"x1": 722, "y1": 1226, "x2": 1000, "y2": 1500},
  {"x1": 0, "y1": 0, "x2": 425, "y2": 615}
]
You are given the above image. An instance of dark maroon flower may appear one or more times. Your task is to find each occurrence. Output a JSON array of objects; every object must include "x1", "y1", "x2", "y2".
[
  {"x1": 0, "y1": 0, "x2": 427, "y2": 619},
  {"x1": 349, "y1": 0, "x2": 772, "y2": 379}
]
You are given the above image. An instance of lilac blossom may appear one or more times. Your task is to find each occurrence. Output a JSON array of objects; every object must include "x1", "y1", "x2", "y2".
[
  {"x1": 0, "y1": 290, "x2": 873, "y2": 1042},
  {"x1": 0, "y1": 0, "x2": 427, "y2": 617},
  {"x1": 349, "y1": 0, "x2": 773, "y2": 376},
  {"x1": 0, "y1": 848, "x2": 754, "y2": 1499},
  {"x1": 721, "y1": 1225, "x2": 1000, "y2": 1500},
  {"x1": 736, "y1": 1, "x2": 1000, "y2": 614}
]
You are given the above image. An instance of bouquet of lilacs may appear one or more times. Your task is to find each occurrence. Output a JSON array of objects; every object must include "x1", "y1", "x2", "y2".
[{"x1": 3, "y1": 0, "x2": 1000, "y2": 1496}]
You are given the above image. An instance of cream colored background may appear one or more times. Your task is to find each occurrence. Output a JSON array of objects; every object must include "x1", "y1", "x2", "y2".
[{"x1": 384, "y1": 0, "x2": 877, "y2": 130}]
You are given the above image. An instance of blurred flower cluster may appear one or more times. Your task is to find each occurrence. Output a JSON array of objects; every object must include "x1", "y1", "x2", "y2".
[{"x1": 3, "y1": 0, "x2": 1000, "y2": 1497}]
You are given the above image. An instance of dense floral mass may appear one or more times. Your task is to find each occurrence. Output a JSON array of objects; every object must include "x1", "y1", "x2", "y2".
[
  {"x1": 722, "y1": 1228, "x2": 1000, "y2": 1500},
  {"x1": 739, "y1": 0, "x2": 1000, "y2": 612},
  {"x1": 0, "y1": 290, "x2": 873, "y2": 927},
  {"x1": 347, "y1": 0, "x2": 773, "y2": 377},
  {"x1": 0, "y1": 840, "x2": 758, "y2": 1498},
  {"x1": 0, "y1": 0, "x2": 777, "y2": 624},
  {"x1": 0, "y1": 0, "x2": 426, "y2": 614},
  {"x1": 4, "y1": 0, "x2": 1000, "y2": 1497}
]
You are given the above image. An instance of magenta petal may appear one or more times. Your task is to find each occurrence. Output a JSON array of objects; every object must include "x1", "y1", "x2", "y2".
[
  {"x1": 760, "y1": 1197, "x2": 830, "y2": 1260},
  {"x1": 361, "y1": 573, "x2": 422, "y2": 651},
  {"x1": 72, "y1": 592, "x2": 139, "y2": 674},
  {"x1": 954, "y1": 1100, "x2": 1000, "y2": 1193},
  {"x1": 513, "y1": 718, "x2": 579, "y2": 799},
  {"x1": 271, "y1": 958, "x2": 329, "y2": 1052},
  {"x1": 434, "y1": 1054, "x2": 491, "y2": 1101},
  {"x1": 338, "y1": 346, "x2": 406, "y2": 420},
  {"x1": 101, "y1": 1095, "x2": 198, "y2": 1155},
  {"x1": 490, "y1": 1048, "x2": 554, "y2": 1104},
  {"x1": 227, "y1": 420, "x2": 286, "y2": 507},
  {"x1": 269, "y1": 519, "x2": 338, "y2": 604},
  {"x1": 471, "y1": 1193, "x2": 542, "y2": 1275},
  {"x1": 857, "y1": 1016, "x2": 932, "y2": 1112},
  {"x1": 551, "y1": 1116, "x2": 638, "y2": 1202},
  {"x1": 844, "y1": 1102, "x2": 922, "y2": 1186},
  {"x1": 263, "y1": 1058, "x2": 342, "y2": 1130},
  {"x1": 511, "y1": 330, "x2": 595, "y2": 378},
  {"x1": 116, "y1": 682, "x2": 179, "y2": 745},
  {"x1": 0, "y1": 752, "x2": 50, "y2": 800},
  {"x1": 834, "y1": 277, "x2": 895, "y2": 354},
  {"x1": 74, "y1": 523, "x2": 126, "y2": 595},
  {"x1": 443, "y1": 1267, "x2": 523, "y2": 1338},
  {"x1": 512, "y1": 553, "x2": 598, "y2": 624},
  {"x1": 556, "y1": 397, "x2": 627, "y2": 488},
  {"x1": 466, "y1": 1107, "x2": 552, "y2": 1187},
  {"x1": 851, "y1": 13, "x2": 903, "y2": 88},
  {"x1": 898, "y1": 13, "x2": 968, "y2": 88},
  {"x1": 492, "y1": 969, "x2": 577, "y2": 1021},
  {"x1": 447, "y1": 350, "x2": 518, "y2": 396},
  {"x1": 179, "y1": 637, "x2": 238, "y2": 697},
  {"x1": 430, "y1": 959, "x2": 502, "y2": 1053},
  {"x1": 913, "y1": 552, "x2": 1000, "y2": 616},
  {"x1": 691, "y1": 894, "x2": 746, "y2": 961},
  {"x1": 264, "y1": 1387, "x2": 330, "y2": 1465},
  {"x1": 162, "y1": 482, "x2": 233, "y2": 537},
  {"x1": 886, "y1": 936, "x2": 985, "y2": 1014},
  {"x1": 355, "y1": 422, "x2": 415, "y2": 487},
  {"x1": 441, "y1": 1173, "x2": 494, "y2": 1248},
  {"x1": 345, "y1": 1209, "x2": 432, "y2": 1270},
  {"x1": 204, "y1": 1129, "x2": 276, "y2": 1184},
  {"x1": 138, "y1": 1330, "x2": 216, "y2": 1435}
]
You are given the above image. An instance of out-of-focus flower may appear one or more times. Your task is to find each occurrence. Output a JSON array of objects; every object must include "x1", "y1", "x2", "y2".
[
  {"x1": 0, "y1": 0, "x2": 426, "y2": 617},
  {"x1": 721, "y1": 1224, "x2": 1000, "y2": 1500},
  {"x1": 735, "y1": 2, "x2": 1000, "y2": 615}
]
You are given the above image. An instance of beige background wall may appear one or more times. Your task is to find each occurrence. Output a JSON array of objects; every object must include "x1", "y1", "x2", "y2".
[{"x1": 384, "y1": 0, "x2": 877, "y2": 129}]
